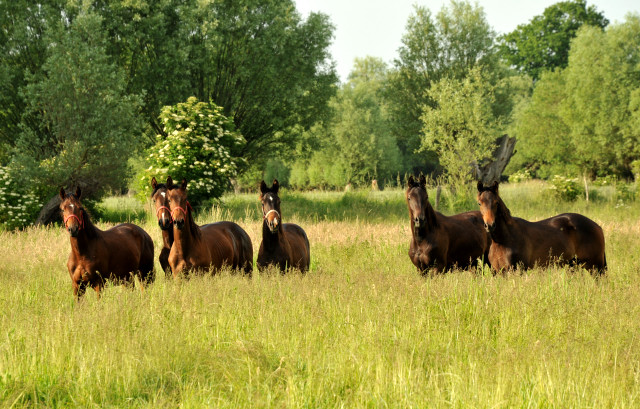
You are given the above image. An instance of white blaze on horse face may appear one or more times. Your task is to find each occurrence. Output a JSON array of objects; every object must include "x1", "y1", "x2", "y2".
[
  {"x1": 70, "y1": 204, "x2": 75, "y2": 210},
  {"x1": 161, "y1": 192, "x2": 166, "y2": 198}
]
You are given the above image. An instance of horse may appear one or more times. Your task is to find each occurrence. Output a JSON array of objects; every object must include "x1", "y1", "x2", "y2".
[
  {"x1": 165, "y1": 177, "x2": 253, "y2": 276},
  {"x1": 59, "y1": 187, "x2": 155, "y2": 299},
  {"x1": 406, "y1": 175, "x2": 490, "y2": 274},
  {"x1": 151, "y1": 177, "x2": 174, "y2": 278},
  {"x1": 476, "y1": 181, "x2": 606, "y2": 273},
  {"x1": 257, "y1": 179, "x2": 310, "y2": 272}
]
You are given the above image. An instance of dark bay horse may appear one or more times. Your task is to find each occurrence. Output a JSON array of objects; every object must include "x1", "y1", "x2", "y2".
[
  {"x1": 257, "y1": 179, "x2": 310, "y2": 272},
  {"x1": 60, "y1": 187, "x2": 155, "y2": 299},
  {"x1": 476, "y1": 181, "x2": 606, "y2": 273},
  {"x1": 166, "y1": 177, "x2": 253, "y2": 276},
  {"x1": 151, "y1": 177, "x2": 174, "y2": 277},
  {"x1": 406, "y1": 175, "x2": 490, "y2": 274}
]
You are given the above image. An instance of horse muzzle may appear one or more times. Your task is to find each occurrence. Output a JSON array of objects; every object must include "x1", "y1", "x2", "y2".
[
  {"x1": 484, "y1": 222, "x2": 495, "y2": 233},
  {"x1": 413, "y1": 217, "x2": 425, "y2": 228},
  {"x1": 158, "y1": 219, "x2": 172, "y2": 231},
  {"x1": 267, "y1": 218, "x2": 280, "y2": 233},
  {"x1": 67, "y1": 226, "x2": 80, "y2": 237},
  {"x1": 174, "y1": 219, "x2": 185, "y2": 230}
]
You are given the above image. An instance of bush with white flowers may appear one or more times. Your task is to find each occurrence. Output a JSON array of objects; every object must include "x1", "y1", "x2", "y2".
[
  {"x1": 137, "y1": 97, "x2": 246, "y2": 204},
  {"x1": 0, "y1": 166, "x2": 42, "y2": 230}
]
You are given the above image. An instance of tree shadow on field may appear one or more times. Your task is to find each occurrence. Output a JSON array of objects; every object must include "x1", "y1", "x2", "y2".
[{"x1": 219, "y1": 191, "x2": 409, "y2": 223}]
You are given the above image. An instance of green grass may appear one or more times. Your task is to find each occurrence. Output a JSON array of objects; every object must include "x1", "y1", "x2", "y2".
[{"x1": 1, "y1": 182, "x2": 640, "y2": 407}]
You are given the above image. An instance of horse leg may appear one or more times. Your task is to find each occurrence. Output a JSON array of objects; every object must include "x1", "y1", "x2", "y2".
[{"x1": 73, "y1": 280, "x2": 87, "y2": 301}]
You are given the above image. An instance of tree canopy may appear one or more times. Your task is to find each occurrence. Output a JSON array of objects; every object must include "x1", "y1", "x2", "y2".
[{"x1": 498, "y1": 0, "x2": 608, "y2": 80}]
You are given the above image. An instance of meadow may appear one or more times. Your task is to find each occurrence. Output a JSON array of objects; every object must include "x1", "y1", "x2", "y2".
[{"x1": 1, "y1": 181, "x2": 640, "y2": 408}]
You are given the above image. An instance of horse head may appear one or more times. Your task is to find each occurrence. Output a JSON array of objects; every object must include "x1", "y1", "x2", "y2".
[
  {"x1": 260, "y1": 179, "x2": 281, "y2": 234},
  {"x1": 59, "y1": 186, "x2": 84, "y2": 237},
  {"x1": 166, "y1": 176, "x2": 190, "y2": 231},
  {"x1": 476, "y1": 181, "x2": 500, "y2": 233},
  {"x1": 151, "y1": 177, "x2": 172, "y2": 230},
  {"x1": 406, "y1": 175, "x2": 429, "y2": 229}
]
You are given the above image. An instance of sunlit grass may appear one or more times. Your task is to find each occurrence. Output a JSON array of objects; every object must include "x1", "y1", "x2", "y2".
[{"x1": 1, "y1": 182, "x2": 639, "y2": 407}]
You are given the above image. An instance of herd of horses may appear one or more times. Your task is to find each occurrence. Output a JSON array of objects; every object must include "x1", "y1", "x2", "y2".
[{"x1": 59, "y1": 175, "x2": 606, "y2": 299}]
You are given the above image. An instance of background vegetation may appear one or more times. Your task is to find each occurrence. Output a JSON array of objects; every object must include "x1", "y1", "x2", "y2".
[
  {"x1": 1, "y1": 182, "x2": 640, "y2": 407},
  {"x1": 1, "y1": 0, "x2": 639, "y2": 229}
]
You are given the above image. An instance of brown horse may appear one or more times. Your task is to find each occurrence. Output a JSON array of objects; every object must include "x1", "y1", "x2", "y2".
[
  {"x1": 151, "y1": 177, "x2": 174, "y2": 277},
  {"x1": 406, "y1": 175, "x2": 490, "y2": 274},
  {"x1": 476, "y1": 181, "x2": 606, "y2": 273},
  {"x1": 165, "y1": 177, "x2": 253, "y2": 276},
  {"x1": 60, "y1": 187, "x2": 155, "y2": 299},
  {"x1": 257, "y1": 179, "x2": 310, "y2": 272}
]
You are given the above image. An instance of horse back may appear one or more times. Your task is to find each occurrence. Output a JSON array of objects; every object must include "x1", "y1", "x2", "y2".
[
  {"x1": 100, "y1": 223, "x2": 154, "y2": 279},
  {"x1": 440, "y1": 210, "x2": 490, "y2": 265},
  {"x1": 200, "y1": 221, "x2": 253, "y2": 273},
  {"x1": 282, "y1": 223, "x2": 311, "y2": 271}
]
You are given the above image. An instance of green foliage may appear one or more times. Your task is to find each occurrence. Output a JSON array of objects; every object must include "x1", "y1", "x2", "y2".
[
  {"x1": 288, "y1": 57, "x2": 403, "y2": 189},
  {"x1": 509, "y1": 16, "x2": 640, "y2": 180},
  {"x1": 420, "y1": 67, "x2": 502, "y2": 187},
  {"x1": 561, "y1": 18, "x2": 640, "y2": 178},
  {"x1": 188, "y1": 0, "x2": 337, "y2": 164},
  {"x1": 0, "y1": 166, "x2": 41, "y2": 230},
  {"x1": 138, "y1": 97, "x2": 246, "y2": 205},
  {"x1": 507, "y1": 70, "x2": 575, "y2": 178},
  {"x1": 549, "y1": 175, "x2": 585, "y2": 201},
  {"x1": 387, "y1": 0, "x2": 499, "y2": 171},
  {"x1": 499, "y1": 0, "x2": 608, "y2": 80},
  {"x1": 12, "y1": 11, "x2": 144, "y2": 202}
]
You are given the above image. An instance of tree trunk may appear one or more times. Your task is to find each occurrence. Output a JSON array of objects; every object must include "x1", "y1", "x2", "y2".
[
  {"x1": 35, "y1": 194, "x2": 63, "y2": 226},
  {"x1": 473, "y1": 135, "x2": 517, "y2": 185}
]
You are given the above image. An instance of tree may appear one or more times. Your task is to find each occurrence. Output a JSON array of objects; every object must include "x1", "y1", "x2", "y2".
[
  {"x1": 560, "y1": 17, "x2": 640, "y2": 177},
  {"x1": 507, "y1": 70, "x2": 575, "y2": 178},
  {"x1": 138, "y1": 97, "x2": 246, "y2": 205},
  {"x1": 420, "y1": 67, "x2": 503, "y2": 188},
  {"x1": 498, "y1": 0, "x2": 608, "y2": 80},
  {"x1": 13, "y1": 11, "x2": 144, "y2": 224},
  {"x1": 386, "y1": 0, "x2": 498, "y2": 172},
  {"x1": 186, "y1": 0, "x2": 337, "y2": 166},
  {"x1": 290, "y1": 57, "x2": 402, "y2": 189},
  {"x1": 0, "y1": 0, "x2": 66, "y2": 155}
]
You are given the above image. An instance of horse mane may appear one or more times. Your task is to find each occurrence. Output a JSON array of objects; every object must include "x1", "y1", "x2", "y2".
[
  {"x1": 80, "y1": 207, "x2": 99, "y2": 239},
  {"x1": 495, "y1": 194, "x2": 512, "y2": 221},
  {"x1": 423, "y1": 189, "x2": 438, "y2": 228},
  {"x1": 186, "y1": 205, "x2": 201, "y2": 239}
]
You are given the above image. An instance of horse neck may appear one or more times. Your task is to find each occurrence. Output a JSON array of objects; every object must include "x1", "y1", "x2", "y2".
[
  {"x1": 173, "y1": 208, "x2": 200, "y2": 253},
  {"x1": 69, "y1": 211, "x2": 100, "y2": 255},
  {"x1": 412, "y1": 199, "x2": 438, "y2": 239},
  {"x1": 491, "y1": 197, "x2": 514, "y2": 242},
  {"x1": 161, "y1": 228, "x2": 173, "y2": 249},
  {"x1": 262, "y1": 218, "x2": 283, "y2": 250}
]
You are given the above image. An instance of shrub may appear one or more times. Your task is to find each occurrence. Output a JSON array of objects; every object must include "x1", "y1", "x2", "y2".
[
  {"x1": 137, "y1": 97, "x2": 246, "y2": 205},
  {"x1": 549, "y1": 175, "x2": 584, "y2": 201},
  {"x1": 0, "y1": 166, "x2": 41, "y2": 230}
]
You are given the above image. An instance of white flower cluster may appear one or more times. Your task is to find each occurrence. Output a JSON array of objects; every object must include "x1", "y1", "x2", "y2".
[{"x1": 0, "y1": 166, "x2": 41, "y2": 230}]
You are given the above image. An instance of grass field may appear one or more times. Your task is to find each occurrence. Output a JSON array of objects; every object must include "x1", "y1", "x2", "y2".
[{"x1": 1, "y1": 181, "x2": 640, "y2": 407}]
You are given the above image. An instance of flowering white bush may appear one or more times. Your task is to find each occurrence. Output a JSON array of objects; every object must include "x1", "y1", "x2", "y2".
[
  {"x1": 138, "y1": 97, "x2": 246, "y2": 204},
  {"x1": 0, "y1": 166, "x2": 41, "y2": 230}
]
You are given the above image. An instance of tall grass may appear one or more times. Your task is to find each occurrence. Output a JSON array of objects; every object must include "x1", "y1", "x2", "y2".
[{"x1": 1, "y1": 182, "x2": 639, "y2": 407}]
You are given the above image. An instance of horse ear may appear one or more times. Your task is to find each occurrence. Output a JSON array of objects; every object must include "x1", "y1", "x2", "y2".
[
  {"x1": 166, "y1": 176, "x2": 174, "y2": 188},
  {"x1": 75, "y1": 186, "x2": 82, "y2": 200},
  {"x1": 59, "y1": 187, "x2": 66, "y2": 201},
  {"x1": 180, "y1": 179, "x2": 187, "y2": 190},
  {"x1": 419, "y1": 175, "x2": 427, "y2": 188},
  {"x1": 407, "y1": 176, "x2": 415, "y2": 188},
  {"x1": 272, "y1": 179, "x2": 279, "y2": 195},
  {"x1": 151, "y1": 177, "x2": 158, "y2": 190},
  {"x1": 491, "y1": 181, "x2": 499, "y2": 193},
  {"x1": 477, "y1": 181, "x2": 484, "y2": 192},
  {"x1": 260, "y1": 180, "x2": 268, "y2": 194}
]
